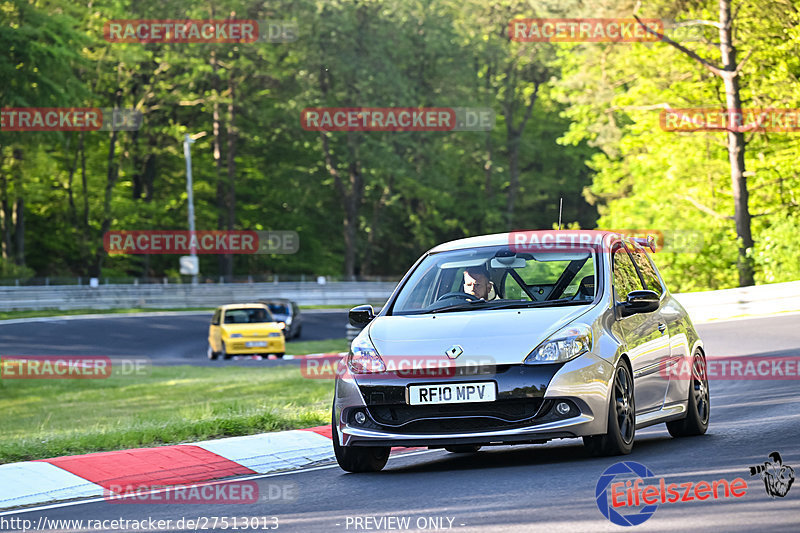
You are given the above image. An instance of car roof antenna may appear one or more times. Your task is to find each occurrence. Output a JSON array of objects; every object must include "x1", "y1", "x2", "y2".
[{"x1": 557, "y1": 197, "x2": 563, "y2": 230}]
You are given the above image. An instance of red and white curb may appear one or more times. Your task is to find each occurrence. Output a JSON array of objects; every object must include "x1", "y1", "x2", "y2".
[
  {"x1": 0, "y1": 426, "x2": 335, "y2": 510},
  {"x1": 0, "y1": 426, "x2": 425, "y2": 511}
]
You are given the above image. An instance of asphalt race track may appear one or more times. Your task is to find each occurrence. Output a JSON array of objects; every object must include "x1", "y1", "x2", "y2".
[
  {"x1": 2, "y1": 313, "x2": 800, "y2": 531},
  {"x1": 0, "y1": 310, "x2": 348, "y2": 366}
]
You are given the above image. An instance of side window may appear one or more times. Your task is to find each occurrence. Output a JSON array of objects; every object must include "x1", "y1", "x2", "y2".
[
  {"x1": 612, "y1": 248, "x2": 644, "y2": 303},
  {"x1": 211, "y1": 309, "x2": 221, "y2": 325},
  {"x1": 503, "y1": 274, "x2": 530, "y2": 301},
  {"x1": 629, "y1": 248, "x2": 664, "y2": 297}
]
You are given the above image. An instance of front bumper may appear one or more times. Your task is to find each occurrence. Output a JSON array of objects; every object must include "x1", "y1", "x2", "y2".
[
  {"x1": 333, "y1": 353, "x2": 613, "y2": 447},
  {"x1": 225, "y1": 338, "x2": 285, "y2": 354}
]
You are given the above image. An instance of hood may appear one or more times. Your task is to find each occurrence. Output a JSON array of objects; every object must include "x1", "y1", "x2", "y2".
[{"x1": 368, "y1": 306, "x2": 592, "y2": 365}]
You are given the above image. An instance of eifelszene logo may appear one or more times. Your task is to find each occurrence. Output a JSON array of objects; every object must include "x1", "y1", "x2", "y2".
[{"x1": 595, "y1": 461, "x2": 748, "y2": 526}]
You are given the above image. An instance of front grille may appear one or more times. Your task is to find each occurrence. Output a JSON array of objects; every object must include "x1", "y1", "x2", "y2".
[{"x1": 365, "y1": 399, "x2": 547, "y2": 434}]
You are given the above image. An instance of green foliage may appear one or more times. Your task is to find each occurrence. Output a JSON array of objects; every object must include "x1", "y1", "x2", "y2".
[
  {"x1": 0, "y1": 0, "x2": 598, "y2": 280},
  {"x1": 755, "y1": 210, "x2": 800, "y2": 284},
  {"x1": 2, "y1": 0, "x2": 798, "y2": 290}
]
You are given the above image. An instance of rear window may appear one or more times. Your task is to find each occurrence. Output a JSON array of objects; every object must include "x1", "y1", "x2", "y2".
[{"x1": 224, "y1": 308, "x2": 273, "y2": 323}]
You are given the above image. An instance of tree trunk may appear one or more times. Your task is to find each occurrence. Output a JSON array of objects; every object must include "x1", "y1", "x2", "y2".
[
  {"x1": 0, "y1": 167, "x2": 11, "y2": 261},
  {"x1": 226, "y1": 75, "x2": 237, "y2": 234},
  {"x1": 14, "y1": 197, "x2": 24, "y2": 266},
  {"x1": 320, "y1": 132, "x2": 362, "y2": 279},
  {"x1": 11, "y1": 148, "x2": 24, "y2": 266},
  {"x1": 719, "y1": 0, "x2": 754, "y2": 286},
  {"x1": 504, "y1": 81, "x2": 540, "y2": 231},
  {"x1": 505, "y1": 135, "x2": 521, "y2": 230},
  {"x1": 211, "y1": 51, "x2": 233, "y2": 280},
  {"x1": 634, "y1": 2, "x2": 754, "y2": 286},
  {"x1": 361, "y1": 177, "x2": 391, "y2": 277},
  {"x1": 79, "y1": 132, "x2": 91, "y2": 275},
  {"x1": 92, "y1": 124, "x2": 119, "y2": 277}
]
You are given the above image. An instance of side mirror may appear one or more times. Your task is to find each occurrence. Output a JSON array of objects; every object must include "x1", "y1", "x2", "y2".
[
  {"x1": 619, "y1": 290, "x2": 659, "y2": 317},
  {"x1": 348, "y1": 305, "x2": 375, "y2": 327}
]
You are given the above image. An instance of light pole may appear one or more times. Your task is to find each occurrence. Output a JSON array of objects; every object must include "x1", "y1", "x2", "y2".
[{"x1": 183, "y1": 133, "x2": 199, "y2": 284}]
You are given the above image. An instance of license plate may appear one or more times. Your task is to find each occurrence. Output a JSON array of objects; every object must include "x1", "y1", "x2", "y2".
[
  {"x1": 245, "y1": 341, "x2": 268, "y2": 348},
  {"x1": 408, "y1": 382, "x2": 496, "y2": 405}
]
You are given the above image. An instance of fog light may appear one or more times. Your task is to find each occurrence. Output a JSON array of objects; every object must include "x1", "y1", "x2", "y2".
[
  {"x1": 354, "y1": 411, "x2": 366, "y2": 425},
  {"x1": 555, "y1": 402, "x2": 571, "y2": 416}
]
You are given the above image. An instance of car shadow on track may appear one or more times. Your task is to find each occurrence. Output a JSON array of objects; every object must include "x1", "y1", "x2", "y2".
[{"x1": 381, "y1": 433, "x2": 716, "y2": 474}]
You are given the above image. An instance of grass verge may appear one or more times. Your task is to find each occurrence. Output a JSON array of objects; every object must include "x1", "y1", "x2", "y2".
[
  {"x1": 286, "y1": 338, "x2": 350, "y2": 355},
  {"x1": 0, "y1": 364, "x2": 336, "y2": 464}
]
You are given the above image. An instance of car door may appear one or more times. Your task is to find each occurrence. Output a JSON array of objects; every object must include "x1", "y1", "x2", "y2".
[
  {"x1": 612, "y1": 244, "x2": 670, "y2": 414},
  {"x1": 209, "y1": 309, "x2": 222, "y2": 351},
  {"x1": 631, "y1": 247, "x2": 689, "y2": 407}
]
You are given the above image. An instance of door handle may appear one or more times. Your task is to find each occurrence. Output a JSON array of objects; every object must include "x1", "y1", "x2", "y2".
[{"x1": 658, "y1": 323, "x2": 667, "y2": 334}]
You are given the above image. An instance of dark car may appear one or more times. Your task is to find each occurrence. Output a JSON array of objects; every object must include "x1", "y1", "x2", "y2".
[{"x1": 258, "y1": 299, "x2": 302, "y2": 339}]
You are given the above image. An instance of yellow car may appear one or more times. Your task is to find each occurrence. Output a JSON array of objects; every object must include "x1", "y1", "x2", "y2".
[{"x1": 207, "y1": 304, "x2": 286, "y2": 360}]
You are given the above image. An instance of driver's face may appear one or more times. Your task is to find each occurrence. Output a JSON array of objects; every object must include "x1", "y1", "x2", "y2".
[{"x1": 463, "y1": 271, "x2": 489, "y2": 299}]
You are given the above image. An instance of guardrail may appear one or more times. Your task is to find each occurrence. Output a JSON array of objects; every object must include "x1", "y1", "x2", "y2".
[
  {"x1": 0, "y1": 281, "x2": 398, "y2": 311},
  {"x1": 1, "y1": 278, "x2": 799, "y2": 322},
  {"x1": 673, "y1": 280, "x2": 800, "y2": 324}
]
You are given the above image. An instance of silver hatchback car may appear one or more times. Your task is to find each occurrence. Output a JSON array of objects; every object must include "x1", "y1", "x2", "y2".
[{"x1": 333, "y1": 230, "x2": 709, "y2": 472}]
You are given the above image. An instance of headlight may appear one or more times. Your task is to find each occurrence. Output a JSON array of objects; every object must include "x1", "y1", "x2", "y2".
[
  {"x1": 524, "y1": 324, "x2": 592, "y2": 364},
  {"x1": 230, "y1": 333, "x2": 243, "y2": 338},
  {"x1": 347, "y1": 334, "x2": 386, "y2": 374},
  {"x1": 286, "y1": 316, "x2": 293, "y2": 326},
  {"x1": 268, "y1": 332, "x2": 282, "y2": 338},
  {"x1": 278, "y1": 322, "x2": 286, "y2": 329}
]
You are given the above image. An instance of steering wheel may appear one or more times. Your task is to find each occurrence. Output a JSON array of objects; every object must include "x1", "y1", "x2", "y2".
[{"x1": 436, "y1": 291, "x2": 482, "y2": 303}]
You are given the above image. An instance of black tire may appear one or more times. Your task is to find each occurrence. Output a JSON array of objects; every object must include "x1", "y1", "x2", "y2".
[
  {"x1": 207, "y1": 343, "x2": 219, "y2": 361},
  {"x1": 221, "y1": 341, "x2": 231, "y2": 360},
  {"x1": 275, "y1": 352, "x2": 285, "y2": 359},
  {"x1": 584, "y1": 361, "x2": 635, "y2": 456},
  {"x1": 293, "y1": 326, "x2": 302, "y2": 340},
  {"x1": 667, "y1": 351, "x2": 710, "y2": 437},
  {"x1": 444, "y1": 445, "x2": 481, "y2": 454},
  {"x1": 332, "y1": 412, "x2": 389, "y2": 473}
]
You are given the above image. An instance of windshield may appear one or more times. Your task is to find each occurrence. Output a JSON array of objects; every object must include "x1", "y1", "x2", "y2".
[
  {"x1": 267, "y1": 303, "x2": 290, "y2": 315},
  {"x1": 223, "y1": 308, "x2": 274, "y2": 324},
  {"x1": 391, "y1": 245, "x2": 597, "y2": 315}
]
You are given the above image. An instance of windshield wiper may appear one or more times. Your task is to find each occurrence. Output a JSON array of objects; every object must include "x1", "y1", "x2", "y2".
[
  {"x1": 423, "y1": 300, "x2": 496, "y2": 314},
  {"x1": 487, "y1": 298, "x2": 587, "y2": 309},
  {"x1": 418, "y1": 298, "x2": 586, "y2": 315}
]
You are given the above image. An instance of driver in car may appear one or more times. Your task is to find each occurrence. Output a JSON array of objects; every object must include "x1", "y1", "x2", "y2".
[{"x1": 463, "y1": 265, "x2": 498, "y2": 300}]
